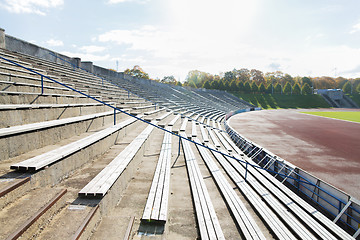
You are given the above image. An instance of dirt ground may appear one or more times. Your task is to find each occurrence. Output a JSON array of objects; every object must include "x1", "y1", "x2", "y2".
[{"x1": 228, "y1": 108, "x2": 360, "y2": 200}]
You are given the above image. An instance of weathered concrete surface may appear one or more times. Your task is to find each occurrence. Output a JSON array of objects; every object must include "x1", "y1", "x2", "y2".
[{"x1": 229, "y1": 108, "x2": 360, "y2": 199}]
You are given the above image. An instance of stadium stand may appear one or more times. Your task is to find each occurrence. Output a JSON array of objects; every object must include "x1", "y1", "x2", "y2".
[{"x1": 0, "y1": 32, "x2": 358, "y2": 240}]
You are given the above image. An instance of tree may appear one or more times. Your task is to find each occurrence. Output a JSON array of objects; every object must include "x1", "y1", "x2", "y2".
[
  {"x1": 274, "y1": 83, "x2": 282, "y2": 94},
  {"x1": 218, "y1": 81, "x2": 225, "y2": 90},
  {"x1": 251, "y1": 82, "x2": 259, "y2": 93},
  {"x1": 356, "y1": 83, "x2": 360, "y2": 93},
  {"x1": 265, "y1": 83, "x2": 272, "y2": 94},
  {"x1": 161, "y1": 75, "x2": 176, "y2": 84},
  {"x1": 335, "y1": 77, "x2": 348, "y2": 89},
  {"x1": 283, "y1": 82, "x2": 292, "y2": 95},
  {"x1": 258, "y1": 82, "x2": 266, "y2": 93},
  {"x1": 342, "y1": 81, "x2": 352, "y2": 94},
  {"x1": 124, "y1": 65, "x2": 149, "y2": 79},
  {"x1": 302, "y1": 77, "x2": 312, "y2": 86},
  {"x1": 202, "y1": 80, "x2": 211, "y2": 89},
  {"x1": 210, "y1": 80, "x2": 219, "y2": 89},
  {"x1": 229, "y1": 80, "x2": 238, "y2": 91},
  {"x1": 224, "y1": 71, "x2": 236, "y2": 82},
  {"x1": 302, "y1": 83, "x2": 312, "y2": 95},
  {"x1": 283, "y1": 74, "x2": 294, "y2": 85},
  {"x1": 292, "y1": 83, "x2": 301, "y2": 95},
  {"x1": 236, "y1": 68, "x2": 250, "y2": 82},
  {"x1": 188, "y1": 81, "x2": 197, "y2": 88},
  {"x1": 250, "y1": 69, "x2": 265, "y2": 82},
  {"x1": 237, "y1": 81, "x2": 244, "y2": 92},
  {"x1": 243, "y1": 81, "x2": 251, "y2": 93},
  {"x1": 176, "y1": 81, "x2": 182, "y2": 86}
]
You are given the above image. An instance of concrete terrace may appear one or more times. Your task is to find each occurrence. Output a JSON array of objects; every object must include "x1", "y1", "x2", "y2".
[{"x1": 0, "y1": 30, "x2": 358, "y2": 240}]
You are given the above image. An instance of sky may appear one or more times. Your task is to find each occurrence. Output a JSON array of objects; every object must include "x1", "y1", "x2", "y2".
[{"x1": 1, "y1": 0, "x2": 360, "y2": 81}]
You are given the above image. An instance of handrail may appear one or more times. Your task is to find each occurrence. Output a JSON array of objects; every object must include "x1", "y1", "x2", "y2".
[
  {"x1": 224, "y1": 119, "x2": 360, "y2": 233},
  {"x1": 48, "y1": 53, "x2": 232, "y2": 133},
  {"x1": 48, "y1": 52, "x2": 153, "y2": 104},
  {"x1": 0, "y1": 54, "x2": 322, "y2": 187}
]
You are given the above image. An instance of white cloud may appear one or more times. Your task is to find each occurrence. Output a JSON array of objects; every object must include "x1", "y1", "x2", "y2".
[
  {"x1": 46, "y1": 38, "x2": 63, "y2": 47},
  {"x1": 0, "y1": 0, "x2": 63, "y2": 15},
  {"x1": 350, "y1": 21, "x2": 360, "y2": 34},
  {"x1": 80, "y1": 45, "x2": 106, "y2": 54}
]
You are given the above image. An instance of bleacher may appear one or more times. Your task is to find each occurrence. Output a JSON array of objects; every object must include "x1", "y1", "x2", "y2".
[{"x1": 0, "y1": 45, "x2": 358, "y2": 240}]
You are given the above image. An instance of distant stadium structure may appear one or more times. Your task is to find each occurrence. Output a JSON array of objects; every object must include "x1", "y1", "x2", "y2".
[{"x1": 0, "y1": 27, "x2": 359, "y2": 239}]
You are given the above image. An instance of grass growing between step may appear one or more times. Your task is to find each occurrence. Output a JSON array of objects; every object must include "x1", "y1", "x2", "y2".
[
  {"x1": 230, "y1": 92, "x2": 330, "y2": 109},
  {"x1": 301, "y1": 111, "x2": 360, "y2": 123}
]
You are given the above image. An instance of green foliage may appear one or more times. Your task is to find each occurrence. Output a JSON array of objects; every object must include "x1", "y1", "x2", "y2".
[
  {"x1": 348, "y1": 94, "x2": 360, "y2": 106},
  {"x1": 251, "y1": 82, "x2": 259, "y2": 93},
  {"x1": 292, "y1": 83, "x2": 301, "y2": 95},
  {"x1": 356, "y1": 83, "x2": 360, "y2": 93},
  {"x1": 243, "y1": 81, "x2": 251, "y2": 93},
  {"x1": 302, "y1": 77, "x2": 312, "y2": 86},
  {"x1": 218, "y1": 81, "x2": 225, "y2": 90},
  {"x1": 342, "y1": 81, "x2": 352, "y2": 94},
  {"x1": 188, "y1": 81, "x2": 197, "y2": 88},
  {"x1": 274, "y1": 83, "x2": 282, "y2": 94},
  {"x1": 283, "y1": 82, "x2": 292, "y2": 95},
  {"x1": 237, "y1": 81, "x2": 244, "y2": 92},
  {"x1": 202, "y1": 80, "x2": 211, "y2": 89},
  {"x1": 229, "y1": 80, "x2": 238, "y2": 91},
  {"x1": 210, "y1": 80, "x2": 219, "y2": 89},
  {"x1": 161, "y1": 75, "x2": 176, "y2": 84},
  {"x1": 265, "y1": 83, "x2": 272, "y2": 94},
  {"x1": 224, "y1": 71, "x2": 236, "y2": 82},
  {"x1": 302, "y1": 83, "x2": 312, "y2": 95},
  {"x1": 231, "y1": 93, "x2": 329, "y2": 109},
  {"x1": 258, "y1": 83, "x2": 266, "y2": 93},
  {"x1": 176, "y1": 81, "x2": 182, "y2": 86},
  {"x1": 124, "y1": 65, "x2": 149, "y2": 79}
]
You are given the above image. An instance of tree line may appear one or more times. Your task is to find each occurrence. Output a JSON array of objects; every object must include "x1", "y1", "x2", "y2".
[{"x1": 124, "y1": 66, "x2": 360, "y2": 94}]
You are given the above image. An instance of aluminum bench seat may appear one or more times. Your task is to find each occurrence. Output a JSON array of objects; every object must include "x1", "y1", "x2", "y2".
[
  {"x1": 194, "y1": 139, "x2": 266, "y2": 240},
  {"x1": 180, "y1": 133, "x2": 225, "y2": 240},
  {"x1": 142, "y1": 126, "x2": 172, "y2": 222},
  {"x1": 10, "y1": 116, "x2": 139, "y2": 171},
  {"x1": 78, "y1": 122, "x2": 155, "y2": 197}
]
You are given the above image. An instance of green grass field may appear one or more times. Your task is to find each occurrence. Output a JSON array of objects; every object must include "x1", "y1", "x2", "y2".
[
  {"x1": 301, "y1": 111, "x2": 360, "y2": 123},
  {"x1": 230, "y1": 93, "x2": 329, "y2": 109}
]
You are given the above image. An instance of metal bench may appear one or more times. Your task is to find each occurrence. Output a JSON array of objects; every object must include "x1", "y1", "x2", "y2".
[
  {"x1": 78, "y1": 122, "x2": 155, "y2": 197},
  {"x1": 10, "y1": 116, "x2": 139, "y2": 171},
  {"x1": 180, "y1": 133, "x2": 225, "y2": 240},
  {"x1": 194, "y1": 138, "x2": 266, "y2": 240},
  {"x1": 142, "y1": 126, "x2": 172, "y2": 222},
  {"x1": 218, "y1": 130, "x2": 355, "y2": 240}
]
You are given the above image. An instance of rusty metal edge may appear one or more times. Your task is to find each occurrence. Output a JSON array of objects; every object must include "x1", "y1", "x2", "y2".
[
  {"x1": 5, "y1": 188, "x2": 67, "y2": 240},
  {"x1": 0, "y1": 177, "x2": 30, "y2": 198},
  {"x1": 71, "y1": 204, "x2": 99, "y2": 240}
]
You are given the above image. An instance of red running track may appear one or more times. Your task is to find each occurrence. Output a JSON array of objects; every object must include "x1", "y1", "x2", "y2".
[{"x1": 228, "y1": 109, "x2": 360, "y2": 199}]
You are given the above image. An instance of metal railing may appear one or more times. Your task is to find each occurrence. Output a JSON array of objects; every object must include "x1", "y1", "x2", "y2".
[
  {"x1": 224, "y1": 119, "x2": 360, "y2": 237},
  {"x1": 48, "y1": 52, "x2": 154, "y2": 104},
  {"x1": 1, "y1": 53, "x2": 358, "y2": 238},
  {"x1": 0, "y1": 54, "x2": 316, "y2": 185}
]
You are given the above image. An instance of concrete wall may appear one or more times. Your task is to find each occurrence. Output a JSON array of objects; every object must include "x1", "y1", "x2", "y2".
[
  {"x1": 0, "y1": 28, "x2": 5, "y2": 49},
  {"x1": 1, "y1": 28, "x2": 125, "y2": 79}
]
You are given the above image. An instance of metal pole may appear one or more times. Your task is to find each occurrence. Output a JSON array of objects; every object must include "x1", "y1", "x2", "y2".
[
  {"x1": 245, "y1": 163, "x2": 248, "y2": 182},
  {"x1": 41, "y1": 75, "x2": 44, "y2": 95},
  {"x1": 114, "y1": 109, "x2": 116, "y2": 125},
  {"x1": 177, "y1": 136, "x2": 181, "y2": 157}
]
